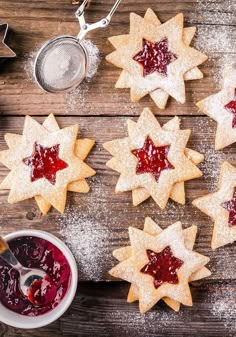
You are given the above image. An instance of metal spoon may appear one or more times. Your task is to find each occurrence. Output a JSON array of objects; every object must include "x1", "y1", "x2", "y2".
[{"x1": 0, "y1": 236, "x2": 47, "y2": 302}]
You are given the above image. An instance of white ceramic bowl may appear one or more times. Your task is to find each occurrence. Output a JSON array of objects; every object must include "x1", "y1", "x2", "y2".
[{"x1": 0, "y1": 229, "x2": 78, "y2": 329}]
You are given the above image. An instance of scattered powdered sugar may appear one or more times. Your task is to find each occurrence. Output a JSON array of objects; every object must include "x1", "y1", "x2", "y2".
[
  {"x1": 81, "y1": 39, "x2": 101, "y2": 80},
  {"x1": 208, "y1": 284, "x2": 236, "y2": 333},
  {"x1": 197, "y1": 142, "x2": 235, "y2": 191},
  {"x1": 58, "y1": 206, "x2": 110, "y2": 280},
  {"x1": 57, "y1": 176, "x2": 129, "y2": 280},
  {"x1": 191, "y1": 0, "x2": 236, "y2": 87},
  {"x1": 105, "y1": 307, "x2": 185, "y2": 336},
  {"x1": 23, "y1": 51, "x2": 36, "y2": 82},
  {"x1": 190, "y1": 118, "x2": 236, "y2": 191},
  {"x1": 210, "y1": 245, "x2": 236, "y2": 280},
  {"x1": 192, "y1": 0, "x2": 236, "y2": 25}
]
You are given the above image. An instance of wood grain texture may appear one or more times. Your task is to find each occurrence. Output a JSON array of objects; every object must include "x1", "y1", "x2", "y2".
[
  {"x1": 0, "y1": 281, "x2": 235, "y2": 337},
  {"x1": 0, "y1": 116, "x2": 235, "y2": 282},
  {"x1": 0, "y1": 1, "x2": 235, "y2": 336},
  {"x1": 0, "y1": 0, "x2": 235, "y2": 116}
]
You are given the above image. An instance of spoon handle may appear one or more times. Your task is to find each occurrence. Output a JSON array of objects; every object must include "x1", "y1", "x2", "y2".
[
  {"x1": 0, "y1": 236, "x2": 22, "y2": 268},
  {"x1": 0, "y1": 236, "x2": 9, "y2": 254}
]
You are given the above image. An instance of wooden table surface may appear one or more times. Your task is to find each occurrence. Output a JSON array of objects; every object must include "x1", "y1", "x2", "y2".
[{"x1": 0, "y1": 1, "x2": 235, "y2": 336}]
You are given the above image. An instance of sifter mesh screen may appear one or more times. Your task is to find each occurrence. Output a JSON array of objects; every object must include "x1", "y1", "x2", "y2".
[{"x1": 34, "y1": 36, "x2": 88, "y2": 93}]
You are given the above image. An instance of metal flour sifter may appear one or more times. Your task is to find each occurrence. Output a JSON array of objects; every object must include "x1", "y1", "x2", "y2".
[{"x1": 34, "y1": 0, "x2": 121, "y2": 93}]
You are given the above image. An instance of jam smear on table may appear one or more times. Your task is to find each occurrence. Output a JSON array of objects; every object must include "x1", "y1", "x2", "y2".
[
  {"x1": 140, "y1": 246, "x2": 184, "y2": 289},
  {"x1": 0, "y1": 236, "x2": 71, "y2": 316},
  {"x1": 23, "y1": 142, "x2": 68, "y2": 185},
  {"x1": 221, "y1": 188, "x2": 236, "y2": 226},
  {"x1": 133, "y1": 37, "x2": 177, "y2": 77},
  {"x1": 224, "y1": 89, "x2": 236, "y2": 128},
  {"x1": 131, "y1": 136, "x2": 174, "y2": 182}
]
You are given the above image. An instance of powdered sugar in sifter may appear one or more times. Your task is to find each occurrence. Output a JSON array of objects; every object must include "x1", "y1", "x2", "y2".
[{"x1": 34, "y1": 0, "x2": 121, "y2": 93}]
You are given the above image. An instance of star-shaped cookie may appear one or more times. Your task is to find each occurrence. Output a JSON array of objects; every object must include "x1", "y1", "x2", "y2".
[
  {"x1": 109, "y1": 219, "x2": 210, "y2": 313},
  {"x1": 0, "y1": 114, "x2": 95, "y2": 214},
  {"x1": 109, "y1": 9, "x2": 204, "y2": 109},
  {"x1": 103, "y1": 107, "x2": 203, "y2": 209},
  {"x1": 113, "y1": 217, "x2": 211, "y2": 312},
  {"x1": 0, "y1": 114, "x2": 96, "y2": 213},
  {"x1": 106, "y1": 9, "x2": 207, "y2": 105},
  {"x1": 193, "y1": 161, "x2": 236, "y2": 250},
  {"x1": 196, "y1": 68, "x2": 236, "y2": 150},
  {"x1": 131, "y1": 116, "x2": 204, "y2": 206}
]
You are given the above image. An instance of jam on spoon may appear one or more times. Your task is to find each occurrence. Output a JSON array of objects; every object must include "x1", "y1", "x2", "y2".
[
  {"x1": 27, "y1": 275, "x2": 57, "y2": 307},
  {"x1": 0, "y1": 236, "x2": 52, "y2": 306}
]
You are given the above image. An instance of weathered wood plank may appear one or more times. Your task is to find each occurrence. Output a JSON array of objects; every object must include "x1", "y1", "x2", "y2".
[
  {"x1": 0, "y1": 2, "x2": 235, "y2": 336},
  {"x1": 0, "y1": 0, "x2": 235, "y2": 116},
  {"x1": 0, "y1": 116, "x2": 235, "y2": 282},
  {"x1": 0, "y1": 281, "x2": 235, "y2": 337}
]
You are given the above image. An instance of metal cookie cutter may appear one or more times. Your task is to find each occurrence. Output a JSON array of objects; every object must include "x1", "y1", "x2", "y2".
[
  {"x1": 0, "y1": 23, "x2": 16, "y2": 61},
  {"x1": 34, "y1": 0, "x2": 122, "y2": 93}
]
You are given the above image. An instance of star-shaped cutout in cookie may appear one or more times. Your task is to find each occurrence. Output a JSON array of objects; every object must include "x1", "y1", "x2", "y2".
[
  {"x1": 131, "y1": 136, "x2": 174, "y2": 182},
  {"x1": 103, "y1": 107, "x2": 202, "y2": 209},
  {"x1": 0, "y1": 115, "x2": 96, "y2": 213},
  {"x1": 23, "y1": 142, "x2": 68, "y2": 185},
  {"x1": 106, "y1": 9, "x2": 207, "y2": 104},
  {"x1": 109, "y1": 220, "x2": 210, "y2": 313},
  {"x1": 196, "y1": 68, "x2": 236, "y2": 150},
  {"x1": 224, "y1": 89, "x2": 236, "y2": 128},
  {"x1": 140, "y1": 246, "x2": 183, "y2": 288},
  {"x1": 193, "y1": 161, "x2": 236, "y2": 249},
  {"x1": 221, "y1": 189, "x2": 236, "y2": 227},
  {"x1": 0, "y1": 23, "x2": 16, "y2": 59},
  {"x1": 110, "y1": 9, "x2": 204, "y2": 109},
  {"x1": 133, "y1": 37, "x2": 177, "y2": 77},
  {"x1": 113, "y1": 217, "x2": 211, "y2": 312}
]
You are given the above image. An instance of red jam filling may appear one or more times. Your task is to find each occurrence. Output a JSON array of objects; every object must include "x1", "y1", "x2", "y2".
[
  {"x1": 224, "y1": 89, "x2": 236, "y2": 128},
  {"x1": 131, "y1": 136, "x2": 174, "y2": 182},
  {"x1": 140, "y1": 246, "x2": 184, "y2": 289},
  {"x1": 221, "y1": 189, "x2": 236, "y2": 226},
  {"x1": 0, "y1": 236, "x2": 71, "y2": 316},
  {"x1": 22, "y1": 142, "x2": 68, "y2": 185},
  {"x1": 133, "y1": 37, "x2": 177, "y2": 77}
]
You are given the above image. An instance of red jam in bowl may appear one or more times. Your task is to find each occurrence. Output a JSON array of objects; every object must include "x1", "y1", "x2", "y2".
[{"x1": 0, "y1": 236, "x2": 71, "y2": 316}]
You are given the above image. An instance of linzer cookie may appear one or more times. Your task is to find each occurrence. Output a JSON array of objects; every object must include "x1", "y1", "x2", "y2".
[
  {"x1": 109, "y1": 218, "x2": 210, "y2": 314},
  {"x1": 0, "y1": 114, "x2": 96, "y2": 214},
  {"x1": 132, "y1": 116, "x2": 204, "y2": 206},
  {"x1": 193, "y1": 161, "x2": 236, "y2": 250},
  {"x1": 196, "y1": 68, "x2": 236, "y2": 150},
  {"x1": 106, "y1": 8, "x2": 207, "y2": 108},
  {"x1": 113, "y1": 217, "x2": 211, "y2": 312},
  {"x1": 103, "y1": 108, "x2": 203, "y2": 209}
]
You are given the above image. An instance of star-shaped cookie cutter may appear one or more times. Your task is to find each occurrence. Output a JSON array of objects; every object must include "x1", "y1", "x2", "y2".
[{"x1": 0, "y1": 23, "x2": 16, "y2": 60}]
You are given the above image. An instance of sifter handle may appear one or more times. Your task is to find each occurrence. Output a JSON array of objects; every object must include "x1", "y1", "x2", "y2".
[
  {"x1": 76, "y1": 0, "x2": 122, "y2": 41},
  {"x1": 105, "y1": 0, "x2": 122, "y2": 23}
]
